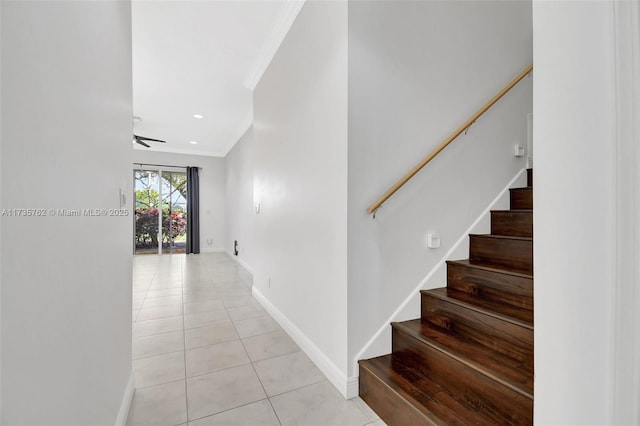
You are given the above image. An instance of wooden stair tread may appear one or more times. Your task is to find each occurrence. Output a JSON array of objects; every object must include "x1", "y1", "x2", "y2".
[
  {"x1": 447, "y1": 259, "x2": 533, "y2": 279},
  {"x1": 469, "y1": 234, "x2": 532, "y2": 242},
  {"x1": 423, "y1": 287, "x2": 533, "y2": 327},
  {"x1": 359, "y1": 355, "x2": 496, "y2": 425},
  {"x1": 393, "y1": 319, "x2": 533, "y2": 398},
  {"x1": 490, "y1": 209, "x2": 532, "y2": 213}
]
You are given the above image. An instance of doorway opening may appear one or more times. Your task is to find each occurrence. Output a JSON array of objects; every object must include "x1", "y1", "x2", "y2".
[{"x1": 134, "y1": 169, "x2": 187, "y2": 255}]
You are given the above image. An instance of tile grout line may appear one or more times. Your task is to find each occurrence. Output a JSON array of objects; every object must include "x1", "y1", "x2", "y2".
[
  {"x1": 134, "y1": 333, "x2": 303, "y2": 389},
  {"x1": 133, "y1": 254, "x2": 309, "y2": 425},
  {"x1": 231, "y1": 309, "x2": 284, "y2": 426},
  {"x1": 222, "y1": 279, "x2": 285, "y2": 426},
  {"x1": 135, "y1": 316, "x2": 232, "y2": 339},
  {"x1": 132, "y1": 260, "x2": 161, "y2": 356},
  {"x1": 171, "y1": 254, "x2": 188, "y2": 426},
  {"x1": 186, "y1": 398, "x2": 274, "y2": 424},
  {"x1": 265, "y1": 376, "x2": 330, "y2": 399},
  {"x1": 181, "y1": 256, "x2": 191, "y2": 424},
  {"x1": 132, "y1": 262, "x2": 159, "y2": 323}
]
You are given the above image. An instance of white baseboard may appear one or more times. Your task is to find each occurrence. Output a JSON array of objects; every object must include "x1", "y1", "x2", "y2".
[
  {"x1": 252, "y1": 287, "x2": 358, "y2": 399},
  {"x1": 225, "y1": 250, "x2": 255, "y2": 276},
  {"x1": 346, "y1": 376, "x2": 359, "y2": 399},
  {"x1": 115, "y1": 371, "x2": 135, "y2": 426},
  {"x1": 351, "y1": 168, "x2": 527, "y2": 374}
]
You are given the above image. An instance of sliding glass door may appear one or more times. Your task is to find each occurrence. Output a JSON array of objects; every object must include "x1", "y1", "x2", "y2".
[
  {"x1": 134, "y1": 169, "x2": 188, "y2": 255},
  {"x1": 134, "y1": 170, "x2": 160, "y2": 254},
  {"x1": 160, "y1": 171, "x2": 187, "y2": 254}
]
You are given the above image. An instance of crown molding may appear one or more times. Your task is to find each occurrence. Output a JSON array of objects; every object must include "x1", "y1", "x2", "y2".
[
  {"x1": 244, "y1": 0, "x2": 306, "y2": 91},
  {"x1": 132, "y1": 144, "x2": 226, "y2": 158},
  {"x1": 221, "y1": 112, "x2": 253, "y2": 157}
]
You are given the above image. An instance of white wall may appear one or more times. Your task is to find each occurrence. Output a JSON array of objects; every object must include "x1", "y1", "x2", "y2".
[
  {"x1": 347, "y1": 0, "x2": 532, "y2": 377},
  {"x1": 533, "y1": 1, "x2": 617, "y2": 424},
  {"x1": 131, "y1": 150, "x2": 226, "y2": 252},
  {"x1": 224, "y1": 125, "x2": 254, "y2": 271},
  {"x1": 1, "y1": 1, "x2": 133, "y2": 424},
  {"x1": 611, "y1": 2, "x2": 640, "y2": 423},
  {"x1": 252, "y1": 0, "x2": 349, "y2": 386},
  {"x1": 0, "y1": 1, "x2": 3, "y2": 418}
]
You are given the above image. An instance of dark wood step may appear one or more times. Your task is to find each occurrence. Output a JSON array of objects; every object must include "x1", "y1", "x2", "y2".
[
  {"x1": 421, "y1": 288, "x2": 533, "y2": 361},
  {"x1": 446, "y1": 260, "x2": 533, "y2": 310},
  {"x1": 491, "y1": 210, "x2": 532, "y2": 238},
  {"x1": 526, "y1": 169, "x2": 532, "y2": 187},
  {"x1": 469, "y1": 235, "x2": 533, "y2": 274},
  {"x1": 392, "y1": 320, "x2": 533, "y2": 424},
  {"x1": 510, "y1": 187, "x2": 532, "y2": 210},
  {"x1": 359, "y1": 355, "x2": 495, "y2": 425}
]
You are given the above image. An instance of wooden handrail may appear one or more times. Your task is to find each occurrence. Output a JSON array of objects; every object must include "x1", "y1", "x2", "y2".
[{"x1": 367, "y1": 64, "x2": 533, "y2": 215}]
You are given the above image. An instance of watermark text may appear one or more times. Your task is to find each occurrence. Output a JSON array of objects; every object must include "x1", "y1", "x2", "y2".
[{"x1": 1, "y1": 208, "x2": 130, "y2": 217}]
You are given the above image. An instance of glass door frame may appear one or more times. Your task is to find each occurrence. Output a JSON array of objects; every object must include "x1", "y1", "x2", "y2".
[
  {"x1": 160, "y1": 169, "x2": 188, "y2": 254},
  {"x1": 133, "y1": 166, "x2": 187, "y2": 255}
]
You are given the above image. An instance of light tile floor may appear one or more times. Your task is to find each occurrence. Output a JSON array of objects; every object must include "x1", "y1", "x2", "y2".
[{"x1": 128, "y1": 253, "x2": 386, "y2": 426}]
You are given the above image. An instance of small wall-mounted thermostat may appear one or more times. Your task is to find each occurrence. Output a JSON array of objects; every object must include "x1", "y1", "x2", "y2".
[
  {"x1": 426, "y1": 233, "x2": 441, "y2": 249},
  {"x1": 119, "y1": 188, "x2": 127, "y2": 208},
  {"x1": 514, "y1": 144, "x2": 525, "y2": 157}
]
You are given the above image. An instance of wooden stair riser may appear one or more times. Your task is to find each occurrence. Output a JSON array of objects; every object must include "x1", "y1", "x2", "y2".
[
  {"x1": 510, "y1": 188, "x2": 532, "y2": 209},
  {"x1": 491, "y1": 210, "x2": 533, "y2": 238},
  {"x1": 392, "y1": 328, "x2": 533, "y2": 425},
  {"x1": 527, "y1": 169, "x2": 532, "y2": 187},
  {"x1": 469, "y1": 236, "x2": 533, "y2": 273},
  {"x1": 359, "y1": 356, "x2": 483, "y2": 425},
  {"x1": 446, "y1": 261, "x2": 533, "y2": 310},
  {"x1": 359, "y1": 363, "x2": 439, "y2": 426},
  {"x1": 421, "y1": 292, "x2": 533, "y2": 362}
]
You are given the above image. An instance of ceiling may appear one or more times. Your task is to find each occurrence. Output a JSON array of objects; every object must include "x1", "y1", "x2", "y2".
[{"x1": 132, "y1": 0, "x2": 295, "y2": 157}]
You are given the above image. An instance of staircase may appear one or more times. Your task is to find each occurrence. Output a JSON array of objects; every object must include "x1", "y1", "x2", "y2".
[{"x1": 359, "y1": 169, "x2": 534, "y2": 425}]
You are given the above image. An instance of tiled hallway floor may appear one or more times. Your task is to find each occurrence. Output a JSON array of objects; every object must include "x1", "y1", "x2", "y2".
[{"x1": 128, "y1": 253, "x2": 385, "y2": 426}]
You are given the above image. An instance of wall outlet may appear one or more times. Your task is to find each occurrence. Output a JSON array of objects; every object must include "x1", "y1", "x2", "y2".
[
  {"x1": 206, "y1": 239, "x2": 213, "y2": 245},
  {"x1": 267, "y1": 276, "x2": 271, "y2": 288}
]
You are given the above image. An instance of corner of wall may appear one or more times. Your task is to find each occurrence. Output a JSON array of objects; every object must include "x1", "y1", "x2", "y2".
[
  {"x1": 0, "y1": 0, "x2": 3, "y2": 415},
  {"x1": 225, "y1": 249, "x2": 255, "y2": 277},
  {"x1": 115, "y1": 372, "x2": 135, "y2": 426},
  {"x1": 200, "y1": 247, "x2": 227, "y2": 254},
  {"x1": 252, "y1": 287, "x2": 352, "y2": 398},
  {"x1": 612, "y1": 1, "x2": 640, "y2": 423},
  {"x1": 244, "y1": 0, "x2": 307, "y2": 91}
]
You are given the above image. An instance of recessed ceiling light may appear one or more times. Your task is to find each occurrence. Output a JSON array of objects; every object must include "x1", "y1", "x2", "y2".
[
  {"x1": 189, "y1": 141, "x2": 198, "y2": 145},
  {"x1": 193, "y1": 114, "x2": 204, "y2": 119}
]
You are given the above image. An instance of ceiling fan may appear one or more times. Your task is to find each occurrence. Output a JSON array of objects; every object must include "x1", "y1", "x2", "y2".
[
  {"x1": 133, "y1": 134, "x2": 167, "y2": 148},
  {"x1": 132, "y1": 116, "x2": 166, "y2": 148}
]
